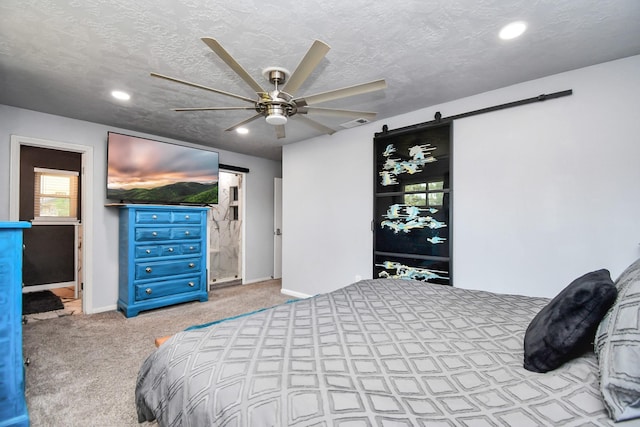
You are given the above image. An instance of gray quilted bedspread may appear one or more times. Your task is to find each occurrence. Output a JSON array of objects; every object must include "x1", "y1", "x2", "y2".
[{"x1": 136, "y1": 279, "x2": 615, "y2": 426}]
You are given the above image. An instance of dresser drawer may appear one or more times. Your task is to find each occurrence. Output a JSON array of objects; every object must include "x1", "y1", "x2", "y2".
[
  {"x1": 136, "y1": 211, "x2": 172, "y2": 224},
  {"x1": 135, "y1": 245, "x2": 161, "y2": 258},
  {"x1": 182, "y1": 242, "x2": 201, "y2": 254},
  {"x1": 135, "y1": 276, "x2": 201, "y2": 301},
  {"x1": 135, "y1": 258, "x2": 201, "y2": 279},
  {"x1": 136, "y1": 244, "x2": 182, "y2": 258},
  {"x1": 170, "y1": 227, "x2": 201, "y2": 240},
  {"x1": 171, "y1": 211, "x2": 202, "y2": 224},
  {"x1": 160, "y1": 244, "x2": 182, "y2": 256},
  {"x1": 135, "y1": 228, "x2": 171, "y2": 241},
  {"x1": 135, "y1": 226, "x2": 201, "y2": 241}
]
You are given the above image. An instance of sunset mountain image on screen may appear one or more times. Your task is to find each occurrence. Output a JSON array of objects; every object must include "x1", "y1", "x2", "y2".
[{"x1": 106, "y1": 132, "x2": 219, "y2": 204}]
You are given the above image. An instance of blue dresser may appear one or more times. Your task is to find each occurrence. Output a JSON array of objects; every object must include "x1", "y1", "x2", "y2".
[
  {"x1": 0, "y1": 221, "x2": 31, "y2": 427},
  {"x1": 117, "y1": 205, "x2": 209, "y2": 317}
]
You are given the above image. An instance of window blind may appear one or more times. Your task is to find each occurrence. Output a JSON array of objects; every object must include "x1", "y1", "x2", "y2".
[{"x1": 33, "y1": 167, "x2": 79, "y2": 219}]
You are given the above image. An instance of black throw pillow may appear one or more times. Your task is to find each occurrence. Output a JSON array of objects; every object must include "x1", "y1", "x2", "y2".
[{"x1": 523, "y1": 269, "x2": 617, "y2": 373}]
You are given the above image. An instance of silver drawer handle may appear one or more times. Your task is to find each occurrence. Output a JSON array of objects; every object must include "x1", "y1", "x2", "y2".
[
  {"x1": 152, "y1": 215, "x2": 157, "y2": 219},
  {"x1": 189, "y1": 246, "x2": 194, "y2": 250},
  {"x1": 188, "y1": 263, "x2": 195, "y2": 268},
  {"x1": 185, "y1": 231, "x2": 190, "y2": 235},
  {"x1": 188, "y1": 282, "x2": 194, "y2": 287},
  {"x1": 152, "y1": 231, "x2": 157, "y2": 236},
  {"x1": 168, "y1": 247, "x2": 174, "y2": 252},
  {"x1": 146, "y1": 249, "x2": 151, "y2": 254},
  {"x1": 146, "y1": 288, "x2": 152, "y2": 294},
  {"x1": 145, "y1": 267, "x2": 152, "y2": 273},
  {"x1": 185, "y1": 215, "x2": 190, "y2": 220}
]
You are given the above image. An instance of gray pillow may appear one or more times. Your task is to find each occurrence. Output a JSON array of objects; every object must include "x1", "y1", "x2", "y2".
[
  {"x1": 594, "y1": 258, "x2": 640, "y2": 422},
  {"x1": 523, "y1": 269, "x2": 616, "y2": 373}
]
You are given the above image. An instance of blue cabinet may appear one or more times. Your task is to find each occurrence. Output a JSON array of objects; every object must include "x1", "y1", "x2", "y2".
[
  {"x1": 0, "y1": 222, "x2": 31, "y2": 427},
  {"x1": 117, "y1": 205, "x2": 209, "y2": 317}
]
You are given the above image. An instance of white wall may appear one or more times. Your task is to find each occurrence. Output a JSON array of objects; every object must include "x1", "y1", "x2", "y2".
[
  {"x1": 282, "y1": 54, "x2": 640, "y2": 298},
  {"x1": 0, "y1": 105, "x2": 281, "y2": 312},
  {"x1": 282, "y1": 125, "x2": 375, "y2": 296}
]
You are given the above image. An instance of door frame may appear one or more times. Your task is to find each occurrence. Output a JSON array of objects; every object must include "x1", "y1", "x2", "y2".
[
  {"x1": 9, "y1": 135, "x2": 94, "y2": 314},
  {"x1": 273, "y1": 177, "x2": 282, "y2": 279},
  {"x1": 207, "y1": 169, "x2": 247, "y2": 287},
  {"x1": 238, "y1": 170, "x2": 247, "y2": 284}
]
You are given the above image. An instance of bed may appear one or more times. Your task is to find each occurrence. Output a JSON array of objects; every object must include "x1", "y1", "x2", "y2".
[{"x1": 136, "y1": 261, "x2": 640, "y2": 426}]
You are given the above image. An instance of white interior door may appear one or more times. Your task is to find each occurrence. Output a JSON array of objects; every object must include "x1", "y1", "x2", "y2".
[{"x1": 273, "y1": 177, "x2": 282, "y2": 279}]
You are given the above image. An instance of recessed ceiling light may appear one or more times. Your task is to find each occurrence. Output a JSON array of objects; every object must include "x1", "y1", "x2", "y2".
[
  {"x1": 499, "y1": 21, "x2": 527, "y2": 40},
  {"x1": 111, "y1": 90, "x2": 131, "y2": 101},
  {"x1": 236, "y1": 127, "x2": 249, "y2": 135}
]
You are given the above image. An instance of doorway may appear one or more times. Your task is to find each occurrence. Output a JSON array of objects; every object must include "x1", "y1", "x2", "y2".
[
  {"x1": 10, "y1": 135, "x2": 94, "y2": 314},
  {"x1": 20, "y1": 147, "x2": 82, "y2": 302},
  {"x1": 208, "y1": 170, "x2": 244, "y2": 288}
]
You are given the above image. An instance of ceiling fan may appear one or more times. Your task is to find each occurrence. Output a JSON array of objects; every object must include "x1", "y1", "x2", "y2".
[{"x1": 151, "y1": 38, "x2": 387, "y2": 139}]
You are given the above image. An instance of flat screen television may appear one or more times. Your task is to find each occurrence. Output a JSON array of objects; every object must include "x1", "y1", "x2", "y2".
[{"x1": 106, "y1": 132, "x2": 219, "y2": 205}]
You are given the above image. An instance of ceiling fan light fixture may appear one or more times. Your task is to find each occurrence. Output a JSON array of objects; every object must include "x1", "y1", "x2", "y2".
[
  {"x1": 266, "y1": 114, "x2": 287, "y2": 126},
  {"x1": 265, "y1": 104, "x2": 288, "y2": 125}
]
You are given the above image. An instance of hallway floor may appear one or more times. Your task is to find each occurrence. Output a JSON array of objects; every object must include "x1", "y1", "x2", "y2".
[{"x1": 24, "y1": 286, "x2": 82, "y2": 322}]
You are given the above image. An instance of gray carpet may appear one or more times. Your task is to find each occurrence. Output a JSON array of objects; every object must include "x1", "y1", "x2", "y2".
[{"x1": 23, "y1": 280, "x2": 292, "y2": 427}]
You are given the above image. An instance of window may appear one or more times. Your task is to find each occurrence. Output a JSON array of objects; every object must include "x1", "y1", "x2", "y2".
[
  {"x1": 34, "y1": 167, "x2": 79, "y2": 220},
  {"x1": 427, "y1": 181, "x2": 444, "y2": 206},
  {"x1": 404, "y1": 180, "x2": 444, "y2": 207}
]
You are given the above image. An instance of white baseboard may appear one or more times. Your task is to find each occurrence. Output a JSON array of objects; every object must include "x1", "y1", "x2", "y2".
[
  {"x1": 87, "y1": 304, "x2": 117, "y2": 314},
  {"x1": 243, "y1": 276, "x2": 274, "y2": 285},
  {"x1": 281, "y1": 288, "x2": 313, "y2": 299}
]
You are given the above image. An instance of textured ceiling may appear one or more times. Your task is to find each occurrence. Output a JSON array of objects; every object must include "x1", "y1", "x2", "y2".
[{"x1": 1, "y1": 1, "x2": 640, "y2": 161}]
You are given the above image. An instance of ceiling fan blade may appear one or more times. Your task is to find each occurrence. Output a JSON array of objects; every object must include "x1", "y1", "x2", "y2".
[
  {"x1": 281, "y1": 40, "x2": 330, "y2": 96},
  {"x1": 300, "y1": 106, "x2": 377, "y2": 120},
  {"x1": 201, "y1": 37, "x2": 265, "y2": 93},
  {"x1": 225, "y1": 113, "x2": 264, "y2": 132},
  {"x1": 151, "y1": 72, "x2": 256, "y2": 103},
  {"x1": 172, "y1": 107, "x2": 256, "y2": 112},
  {"x1": 275, "y1": 125, "x2": 286, "y2": 139},
  {"x1": 295, "y1": 115, "x2": 336, "y2": 135},
  {"x1": 295, "y1": 79, "x2": 387, "y2": 106}
]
